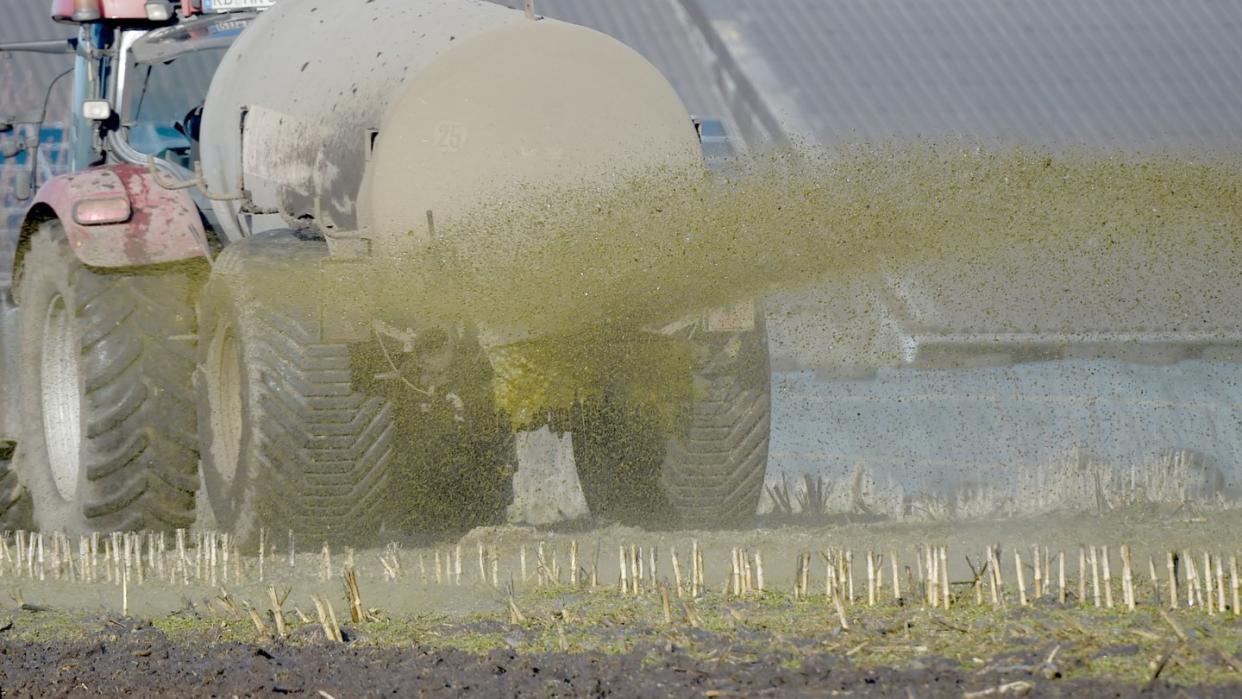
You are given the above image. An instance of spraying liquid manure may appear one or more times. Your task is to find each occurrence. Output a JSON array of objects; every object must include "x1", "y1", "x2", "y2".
[
  {"x1": 341, "y1": 144, "x2": 1241, "y2": 419},
  {"x1": 6, "y1": 2, "x2": 1242, "y2": 694},
  {"x1": 1, "y1": 0, "x2": 1238, "y2": 544},
  {"x1": 258, "y1": 143, "x2": 1237, "y2": 531}
]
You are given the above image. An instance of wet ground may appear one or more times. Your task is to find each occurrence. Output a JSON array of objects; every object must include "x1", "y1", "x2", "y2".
[
  {"x1": 2, "y1": 604, "x2": 1241, "y2": 697},
  {"x1": 0, "y1": 634, "x2": 1233, "y2": 697}
]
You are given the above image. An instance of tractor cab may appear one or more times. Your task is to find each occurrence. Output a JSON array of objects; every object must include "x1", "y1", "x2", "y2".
[
  {"x1": 121, "y1": 14, "x2": 254, "y2": 169},
  {"x1": 0, "y1": 1, "x2": 268, "y2": 192},
  {"x1": 51, "y1": 1, "x2": 265, "y2": 175}
]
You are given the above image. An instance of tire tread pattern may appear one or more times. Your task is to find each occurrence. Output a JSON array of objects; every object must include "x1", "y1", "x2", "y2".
[
  {"x1": 202, "y1": 237, "x2": 393, "y2": 544},
  {"x1": 660, "y1": 327, "x2": 772, "y2": 529},
  {"x1": 18, "y1": 225, "x2": 200, "y2": 531}
]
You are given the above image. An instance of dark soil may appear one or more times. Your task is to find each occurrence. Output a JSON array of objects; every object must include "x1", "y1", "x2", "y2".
[{"x1": 1, "y1": 618, "x2": 1237, "y2": 697}]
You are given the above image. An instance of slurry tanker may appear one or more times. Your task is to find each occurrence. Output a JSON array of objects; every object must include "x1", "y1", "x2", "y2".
[{"x1": 0, "y1": 0, "x2": 770, "y2": 541}]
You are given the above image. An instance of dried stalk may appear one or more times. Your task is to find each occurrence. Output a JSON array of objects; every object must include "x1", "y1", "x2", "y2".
[
  {"x1": 311, "y1": 594, "x2": 342, "y2": 642},
  {"x1": 1090, "y1": 546, "x2": 1101, "y2": 608},
  {"x1": 940, "y1": 546, "x2": 950, "y2": 610},
  {"x1": 756, "y1": 550, "x2": 765, "y2": 593},
  {"x1": 1058, "y1": 551, "x2": 1067, "y2": 604},
  {"x1": 268, "y1": 586, "x2": 287, "y2": 638},
  {"x1": 1101, "y1": 546, "x2": 1113, "y2": 609},
  {"x1": 1204, "y1": 551, "x2": 1215, "y2": 615},
  {"x1": 344, "y1": 567, "x2": 363, "y2": 624},
  {"x1": 1121, "y1": 545, "x2": 1134, "y2": 611},
  {"x1": 1148, "y1": 555, "x2": 1161, "y2": 608},
  {"x1": 570, "y1": 540, "x2": 579, "y2": 586},
  {"x1": 507, "y1": 582, "x2": 526, "y2": 624},
  {"x1": 866, "y1": 552, "x2": 875, "y2": 607},
  {"x1": 671, "y1": 546, "x2": 683, "y2": 597},
  {"x1": 1186, "y1": 552, "x2": 1201, "y2": 608},
  {"x1": 890, "y1": 550, "x2": 900, "y2": 602},
  {"x1": 245, "y1": 603, "x2": 268, "y2": 637},
  {"x1": 1015, "y1": 550, "x2": 1028, "y2": 607},
  {"x1": 1033, "y1": 545, "x2": 1042, "y2": 599},
  {"x1": 618, "y1": 545, "x2": 628, "y2": 595},
  {"x1": 1216, "y1": 554, "x2": 1226, "y2": 615}
]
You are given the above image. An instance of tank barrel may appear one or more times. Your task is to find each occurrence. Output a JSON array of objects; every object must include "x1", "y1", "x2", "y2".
[{"x1": 200, "y1": 0, "x2": 700, "y2": 251}]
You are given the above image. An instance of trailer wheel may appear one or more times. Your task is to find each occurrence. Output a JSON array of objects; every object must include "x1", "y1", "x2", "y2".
[
  {"x1": 196, "y1": 234, "x2": 394, "y2": 546},
  {"x1": 574, "y1": 313, "x2": 771, "y2": 529},
  {"x1": 13, "y1": 220, "x2": 200, "y2": 532},
  {"x1": 660, "y1": 318, "x2": 771, "y2": 528}
]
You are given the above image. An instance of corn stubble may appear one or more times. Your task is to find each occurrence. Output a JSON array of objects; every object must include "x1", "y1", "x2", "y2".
[{"x1": 4, "y1": 527, "x2": 1241, "y2": 636}]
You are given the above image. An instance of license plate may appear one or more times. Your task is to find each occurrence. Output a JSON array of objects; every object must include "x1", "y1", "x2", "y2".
[{"x1": 203, "y1": 0, "x2": 276, "y2": 12}]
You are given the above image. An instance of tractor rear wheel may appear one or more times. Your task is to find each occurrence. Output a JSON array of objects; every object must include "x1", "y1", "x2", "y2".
[
  {"x1": 13, "y1": 220, "x2": 200, "y2": 532},
  {"x1": 196, "y1": 233, "x2": 395, "y2": 546}
]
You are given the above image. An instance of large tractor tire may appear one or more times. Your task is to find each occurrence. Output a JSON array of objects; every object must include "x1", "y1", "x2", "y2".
[
  {"x1": 12, "y1": 220, "x2": 200, "y2": 532},
  {"x1": 574, "y1": 312, "x2": 771, "y2": 529},
  {"x1": 196, "y1": 233, "x2": 394, "y2": 546}
]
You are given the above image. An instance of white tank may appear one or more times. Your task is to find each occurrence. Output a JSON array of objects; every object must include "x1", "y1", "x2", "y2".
[{"x1": 199, "y1": 0, "x2": 702, "y2": 250}]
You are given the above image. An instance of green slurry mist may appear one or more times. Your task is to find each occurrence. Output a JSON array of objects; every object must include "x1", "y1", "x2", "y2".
[
  {"x1": 388, "y1": 144, "x2": 1240, "y2": 337},
  {"x1": 358, "y1": 145, "x2": 1237, "y2": 413}
]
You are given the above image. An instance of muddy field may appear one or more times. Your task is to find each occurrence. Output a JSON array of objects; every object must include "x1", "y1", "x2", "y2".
[
  {"x1": 2, "y1": 511, "x2": 1242, "y2": 695},
  {"x1": 2, "y1": 607, "x2": 1240, "y2": 697}
]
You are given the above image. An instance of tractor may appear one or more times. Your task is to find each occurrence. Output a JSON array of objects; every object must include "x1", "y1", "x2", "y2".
[{"x1": 0, "y1": 0, "x2": 771, "y2": 543}]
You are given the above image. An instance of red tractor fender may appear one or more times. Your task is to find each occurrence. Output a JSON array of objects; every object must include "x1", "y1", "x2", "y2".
[{"x1": 27, "y1": 163, "x2": 206, "y2": 267}]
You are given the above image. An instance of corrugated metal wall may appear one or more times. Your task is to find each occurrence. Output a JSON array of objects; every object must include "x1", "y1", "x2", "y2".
[{"x1": 703, "y1": 0, "x2": 1242, "y2": 149}]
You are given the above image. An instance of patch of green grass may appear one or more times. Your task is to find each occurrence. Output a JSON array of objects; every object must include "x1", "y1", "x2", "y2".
[{"x1": 0, "y1": 608, "x2": 97, "y2": 644}]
